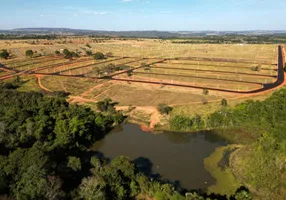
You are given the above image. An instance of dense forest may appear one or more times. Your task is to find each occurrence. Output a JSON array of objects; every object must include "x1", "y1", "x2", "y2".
[
  {"x1": 171, "y1": 88, "x2": 286, "y2": 198},
  {"x1": 0, "y1": 80, "x2": 252, "y2": 200}
]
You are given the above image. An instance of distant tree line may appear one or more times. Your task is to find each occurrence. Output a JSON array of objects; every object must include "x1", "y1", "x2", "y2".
[
  {"x1": 0, "y1": 34, "x2": 57, "y2": 40},
  {"x1": 171, "y1": 35, "x2": 286, "y2": 44}
]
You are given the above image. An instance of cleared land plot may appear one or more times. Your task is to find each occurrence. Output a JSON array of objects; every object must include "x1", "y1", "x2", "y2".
[
  {"x1": 87, "y1": 43, "x2": 277, "y2": 63},
  {"x1": 41, "y1": 76, "x2": 98, "y2": 95},
  {"x1": 125, "y1": 73, "x2": 262, "y2": 91},
  {"x1": 166, "y1": 60, "x2": 277, "y2": 69},
  {"x1": 153, "y1": 63, "x2": 277, "y2": 77},
  {"x1": 59, "y1": 57, "x2": 141, "y2": 76},
  {"x1": 85, "y1": 81, "x2": 220, "y2": 106},
  {"x1": 134, "y1": 68, "x2": 275, "y2": 84},
  {"x1": 4, "y1": 43, "x2": 277, "y2": 63},
  {"x1": 10, "y1": 58, "x2": 71, "y2": 71}
]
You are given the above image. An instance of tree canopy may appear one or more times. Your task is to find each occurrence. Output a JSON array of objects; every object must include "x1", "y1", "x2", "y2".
[
  {"x1": 25, "y1": 50, "x2": 34, "y2": 58},
  {"x1": 94, "y1": 52, "x2": 105, "y2": 60},
  {"x1": 0, "y1": 49, "x2": 9, "y2": 59}
]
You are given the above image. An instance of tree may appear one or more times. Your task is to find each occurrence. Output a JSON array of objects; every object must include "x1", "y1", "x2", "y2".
[
  {"x1": 86, "y1": 50, "x2": 93, "y2": 56},
  {"x1": 202, "y1": 88, "x2": 209, "y2": 95},
  {"x1": 78, "y1": 176, "x2": 106, "y2": 200},
  {"x1": 55, "y1": 50, "x2": 60, "y2": 55},
  {"x1": 71, "y1": 51, "x2": 80, "y2": 58},
  {"x1": 157, "y1": 104, "x2": 173, "y2": 115},
  {"x1": 94, "y1": 52, "x2": 105, "y2": 60},
  {"x1": 127, "y1": 71, "x2": 133, "y2": 77},
  {"x1": 62, "y1": 49, "x2": 74, "y2": 59},
  {"x1": 252, "y1": 65, "x2": 261, "y2": 72},
  {"x1": 86, "y1": 44, "x2": 92, "y2": 48},
  {"x1": 25, "y1": 50, "x2": 34, "y2": 58},
  {"x1": 67, "y1": 156, "x2": 81, "y2": 171},
  {"x1": 63, "y1": 49, "x2": 70, "y2": 56},
  {"x1": 0, "y1": 49, "x2": 9, "y2": 59},
  {"x1": 44, "y1": 176, "x2": 65, "y2": 200},
  {"x1": 221, "y1": 98, "x2": 228, "y2": 107},
  {"x1": 96, "y1": 98, "x2": 115, "y2": 112}
]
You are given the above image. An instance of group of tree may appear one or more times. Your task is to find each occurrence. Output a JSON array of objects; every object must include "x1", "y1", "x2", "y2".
[
  {"x1": 0, "y1": 83, "x2": 125, "y2": 199},
  {"x1": 170, "y1": 35, "x2": 286, "y2": 44},
  {"x1": 62, "y1": 49, "x2": 80, "y2": 59}
]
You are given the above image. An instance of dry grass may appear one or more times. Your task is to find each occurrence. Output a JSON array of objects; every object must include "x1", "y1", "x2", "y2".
[{"x1": 0, "y1": 39, "x2": 280, "y2": 111}]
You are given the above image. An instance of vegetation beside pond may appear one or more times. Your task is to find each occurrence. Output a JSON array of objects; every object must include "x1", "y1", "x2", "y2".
[
  {"x1": 170, "y1": 88, "x2": 286, "y2": 199},
  {"x1": 0, "y1": 81, "x2": 252, "y2": 200}
]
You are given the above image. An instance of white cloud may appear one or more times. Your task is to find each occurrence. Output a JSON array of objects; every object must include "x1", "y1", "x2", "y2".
[{"x1": 121, "y1": 0, "x2": 133, "y2": 2}]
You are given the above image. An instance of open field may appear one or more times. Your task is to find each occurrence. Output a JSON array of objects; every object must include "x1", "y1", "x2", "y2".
[{"x1": 0, "y1": 39, "x2": 284, "y2": 111}]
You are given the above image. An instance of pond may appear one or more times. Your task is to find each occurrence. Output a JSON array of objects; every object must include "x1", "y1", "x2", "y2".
[{"x1": 92, "y1": 123, "x2": 227, "y2": 190}]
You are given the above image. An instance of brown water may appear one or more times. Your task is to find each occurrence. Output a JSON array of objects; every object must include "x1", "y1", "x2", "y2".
[{"x1": 92, "y1": 123, "x2": 227, "y2": 190}]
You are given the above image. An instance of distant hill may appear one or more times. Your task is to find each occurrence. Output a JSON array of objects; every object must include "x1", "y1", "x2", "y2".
[{"x1": 1, "y1": 28, "x2": 286, "y2": 38}]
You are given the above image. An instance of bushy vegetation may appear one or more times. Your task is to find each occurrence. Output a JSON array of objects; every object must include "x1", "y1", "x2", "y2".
[
  {"x1": 94, "y1": 52, "x2": 105, "y2": 60},
  {"x1": 221, "y1": 99, "x2": 228, "y2": 107},
  {"x1": 76, "y1": 156, "x2": 186, "y2": 200},
  {"x1": 85, "y1": 50, "x2": 93, "y2": 56},
  {"x1": 55, "y1": 50, "x2": 60, "y2": 55},
  {"x1": 171, "y1": 88, "x2": 286, "y2": 132},
  {"x1": 251, "y1": 65, "x2": 261, "y2": 72},
  {"x1": 25, "y1": 49, "x2": 34, "y2": 58},
  {"x1": 0, "y1": 84, "x2": 125, "y2": 199},
  {"x1": 62, "y1": 49, "x2": 80, "y2": 59},
  {"x1": 0, "y1": 49, "x2": 9, "y2": 59},
  {"x1": 157, "y1": 104, "x2": 173, "y2": 115},
  {"x1": 202, "y1": 88, "x2": 209, "y2": 95},
  {"x1": 0, "y1": 81, "x2": 251, "y2": 200}
]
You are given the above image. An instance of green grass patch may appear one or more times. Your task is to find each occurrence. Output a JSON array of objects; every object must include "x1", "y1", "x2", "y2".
[{"x1": 204, "y1": 145, "x2": 241, "y2": 196}]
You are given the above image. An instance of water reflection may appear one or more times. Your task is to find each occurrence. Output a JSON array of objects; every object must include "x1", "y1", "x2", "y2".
[{"x1": 91, "y1": 123, "x2": 227, "y2": 190}]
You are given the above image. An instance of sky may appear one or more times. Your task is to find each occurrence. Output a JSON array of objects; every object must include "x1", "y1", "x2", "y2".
[{"x1": 0, "y1": 0, "x2": 285, "y2": 31}]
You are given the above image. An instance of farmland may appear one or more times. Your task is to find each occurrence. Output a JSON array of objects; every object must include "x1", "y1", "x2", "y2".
[{"x1": 0, "y1": 39, "x2": 284, "y2": 109}]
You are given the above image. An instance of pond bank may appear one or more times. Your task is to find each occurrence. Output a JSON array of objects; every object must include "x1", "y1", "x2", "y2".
[{"x1": 204, "y1": 145, "x2": 242, "y2": 196}]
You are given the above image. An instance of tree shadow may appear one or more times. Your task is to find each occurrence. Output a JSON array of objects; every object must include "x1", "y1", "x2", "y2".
[{"x1": 133, "y1": 156, "x2": 184, "y2": 192}]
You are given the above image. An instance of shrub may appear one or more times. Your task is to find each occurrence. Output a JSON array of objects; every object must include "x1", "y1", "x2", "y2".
[
  {"x1": 86, "y1": 50, "x2": 93, "y2": 56},
  {"x1": 221, "y1": 98, "x2": 228, "y2": 106},
  {"x1": 0, "y1": 49, "x2": 9, "y2": 59},
  {"x1": 94, "y1": 52, "x2": 105, "y2": 60},
  {"x1": 157, "y1": 104, "x2": 173, "y2": 115},
  {"x1": 252, "y1": 65, "x2": 261, "y2": 71},
  {"x1": 203, "y1": 88, "x2": 209, "y2": 95},
  {"x1": 25, "y1": 50, "x2": 34, "y2": 58}
]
